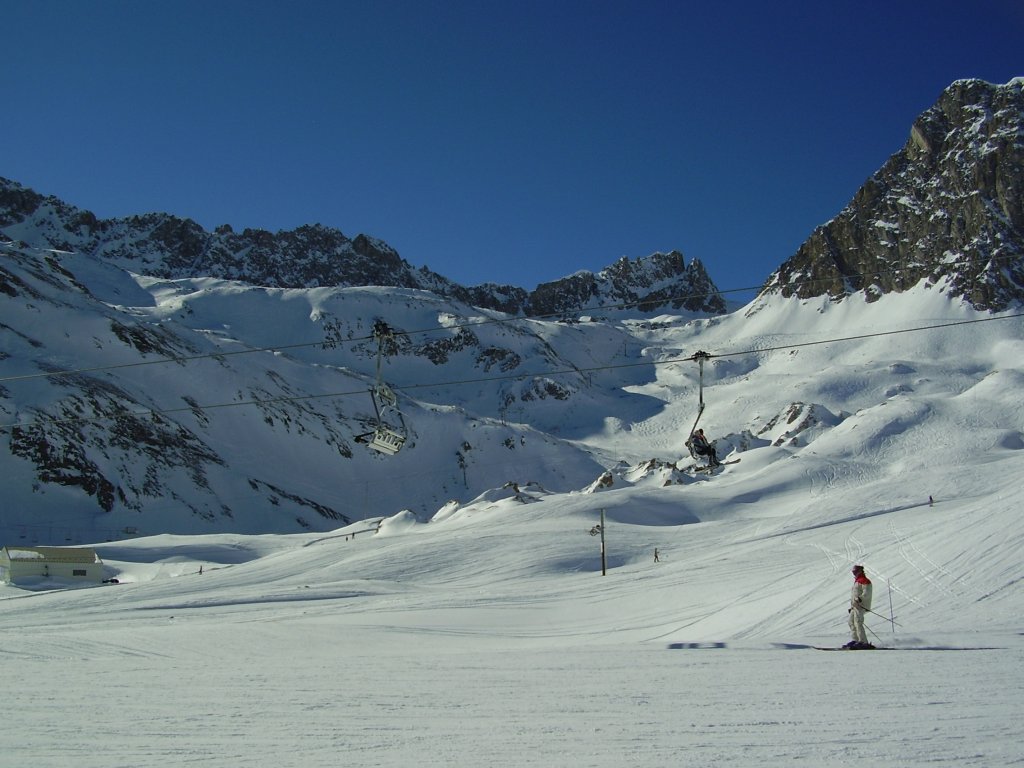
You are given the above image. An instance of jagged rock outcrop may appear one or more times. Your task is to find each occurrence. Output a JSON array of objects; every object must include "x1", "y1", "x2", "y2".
[
  {"x1": 0, "y1": 176, "x2": 726, "y2": 317},
  {"x1": 764, "y1": 78, "x2": 1024, "y2": 310},
  {"x1": 0, "y1": 188, "x2": 453, "y2": 292},
  {"x1": 526, "y1": 252, "x2": 726, "y2": 316}
]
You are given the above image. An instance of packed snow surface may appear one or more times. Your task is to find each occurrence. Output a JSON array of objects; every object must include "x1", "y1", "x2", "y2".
[{"x1": 2, "y1": 276, "x2": 1023, "y2": 766}]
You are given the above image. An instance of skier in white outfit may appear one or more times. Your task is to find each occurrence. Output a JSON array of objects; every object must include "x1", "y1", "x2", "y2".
[{"x1": 845, "y1": 565, "x2": 874, "y2": 649}]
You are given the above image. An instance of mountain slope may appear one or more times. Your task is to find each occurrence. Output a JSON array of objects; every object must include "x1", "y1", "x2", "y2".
[
  {"x1": 1, "y1": 242, "x2": 625, "y2": 536},
  {"x1": 4, "y1": 228, "x2": 1023, "y2": 545}
]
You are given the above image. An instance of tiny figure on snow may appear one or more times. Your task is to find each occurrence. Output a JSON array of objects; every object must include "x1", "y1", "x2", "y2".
[
  {"x1": 654, "y1": 548, "x2": 660, "y2": 563},
  {"x1": 845, "y1": 565, "x2": 874, "y2": 650},
  {"x1": 689, "y1": 429, "x2": 721, "y2": 467},
  {"x1": 929, "y1": 495, "x2": 934, "y2": 507}
]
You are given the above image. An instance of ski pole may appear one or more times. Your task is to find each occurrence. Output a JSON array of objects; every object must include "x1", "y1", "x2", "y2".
[
  {"x1": 866, "y1": 622, "x2": 884, "y2": 645},
  {"x1": 887, "y1": 580, "x2": 896, "y2": 634},
  {"x1": 864, "y1": 606, "x2": 900, "y2": 626},
  {"x1": 853, "y1": 602, "x2": 901, "y2": 626}
]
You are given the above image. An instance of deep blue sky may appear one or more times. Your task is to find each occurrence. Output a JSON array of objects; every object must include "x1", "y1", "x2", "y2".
[{"x1": 3, "y1": 1, "x2": 1021, "y2": 295}]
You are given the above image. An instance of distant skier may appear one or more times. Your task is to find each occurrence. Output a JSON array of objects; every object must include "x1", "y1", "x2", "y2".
[
  {"x1": 845, "y1": 565, "x2": 874, "y2": 649},
  {"x1": 654, "y1": 548, "x2": 660, "y2": 563},
  {"x1": 689, "y1": 429, "x2": 721, "y2": 467}
]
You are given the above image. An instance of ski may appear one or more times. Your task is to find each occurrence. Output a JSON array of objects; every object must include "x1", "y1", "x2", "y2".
[
  {"x1": 813, "y1": 645, "x2": 998, "y2": 652},
  {"x1": 689, "y1": 458, "x2": 741, "y2": 473}
]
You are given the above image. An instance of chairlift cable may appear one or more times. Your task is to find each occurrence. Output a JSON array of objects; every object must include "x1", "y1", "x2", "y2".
[{"x1": 1, "y1": 310, "x2": 1022, "y2": 433}]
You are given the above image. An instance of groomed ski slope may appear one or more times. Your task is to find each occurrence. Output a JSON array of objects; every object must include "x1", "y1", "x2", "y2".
[{"x1": 2, "y1": 285, "x2": 1023, "y2": 767}]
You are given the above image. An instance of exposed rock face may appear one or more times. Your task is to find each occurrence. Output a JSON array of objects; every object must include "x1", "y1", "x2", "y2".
[
  {"x1": 0, "y1": 177, "x2": 726, "y2": 317},
  {"x1": 764, "y1": 78, "x2": 1024, "y2": 310},
  {"x1": 527, "y1": 252, "x2": 726, "y2": 316}
]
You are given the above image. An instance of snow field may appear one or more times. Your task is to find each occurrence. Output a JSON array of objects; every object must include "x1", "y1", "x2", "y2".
[{"x1": 3, "y1": 255, "x2": 1024, "y2": 765}]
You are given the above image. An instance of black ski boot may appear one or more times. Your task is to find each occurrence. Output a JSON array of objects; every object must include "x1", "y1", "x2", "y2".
[{"x1": 842, "y1": 641, "x2": 875, "y2": 650}]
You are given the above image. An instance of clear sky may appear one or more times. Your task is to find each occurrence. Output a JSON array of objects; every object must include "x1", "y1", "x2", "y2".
[{"x1": 2, "y1": 1, "x2": 1021, "y2": 295}]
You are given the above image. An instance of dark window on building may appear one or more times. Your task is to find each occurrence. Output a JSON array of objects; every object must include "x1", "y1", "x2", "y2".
[{"x1": 73, "y1": 569, "x2": 87, "y2": 576}]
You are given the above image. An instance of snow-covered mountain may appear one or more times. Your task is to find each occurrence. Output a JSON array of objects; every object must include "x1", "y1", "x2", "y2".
[
  {"x1": 1, "y1": 77, "x2": 1022, "y2": 545},
  {"x1": 0, "y1": 176, "x2": 725, "y2": 317},
  {"x1": 0, "y1": 241, "x2": 623, "y2": 535},
  {"x1": 3, "y1": 232, "x2": 1022, "y2": 543}
]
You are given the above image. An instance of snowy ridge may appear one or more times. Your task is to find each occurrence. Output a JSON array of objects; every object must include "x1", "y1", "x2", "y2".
[{"x1": 0, "y1": 175, "x2": 726, "y2": 317}]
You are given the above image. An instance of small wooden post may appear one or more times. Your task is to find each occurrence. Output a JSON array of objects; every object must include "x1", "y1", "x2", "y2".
[{"x1": 589, "y1": 510, "x2": 607, "y2": 576}]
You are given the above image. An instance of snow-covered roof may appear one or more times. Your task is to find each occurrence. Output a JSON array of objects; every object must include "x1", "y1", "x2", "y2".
[{"x1": 1, "y1": 546, "x2": 101, "y2": 564}]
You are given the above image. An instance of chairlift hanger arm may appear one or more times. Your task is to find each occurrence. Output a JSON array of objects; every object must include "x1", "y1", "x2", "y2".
[
  {"x1": 372, "y1": 321, "x2": 395, "y2": 388},
  {"x1": 685, "y1": 350, "x2": 713, "y2": 458},
  {"x1": 691, "y1": 350, "x2": 712, "y2": 412}
]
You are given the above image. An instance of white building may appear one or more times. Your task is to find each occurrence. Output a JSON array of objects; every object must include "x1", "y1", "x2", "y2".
[{"x1": 0, "y1": 546, "x2": 104, "y2": 585}]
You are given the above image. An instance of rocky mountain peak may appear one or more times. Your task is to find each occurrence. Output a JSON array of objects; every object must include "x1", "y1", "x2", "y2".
[
  {"x1": 0, "y1": 176, "x2": 726, "y2": 317},
  {"x1": 524, "y1": 250, "x2": 724, "y2": 317},
  {"x1": 763, "y1": 78, "x2": 1024, "y2": 310}
]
